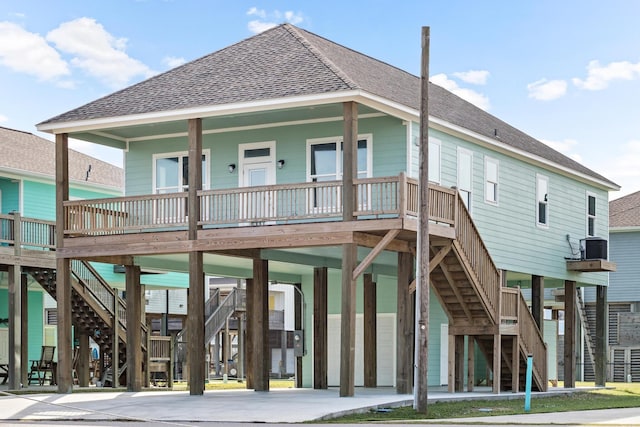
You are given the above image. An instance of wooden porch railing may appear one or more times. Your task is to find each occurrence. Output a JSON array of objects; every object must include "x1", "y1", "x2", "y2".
[
  {"x1": 0, "y1": 213, "x2": 56, "y2": 250},
  {"x1": 62, "y1": 174, "x2": 459, "y2": 236},
  {"x1": 500, "y1": 287, "x2": 520, "y2": 323}
]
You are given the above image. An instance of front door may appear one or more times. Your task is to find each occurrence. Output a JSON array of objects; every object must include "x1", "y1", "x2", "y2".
[{"x1": 239, "y1": 142, "x2": 276, "y2": 223}]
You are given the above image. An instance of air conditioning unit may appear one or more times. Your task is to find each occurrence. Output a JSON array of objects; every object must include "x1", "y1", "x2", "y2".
[{"x1": 583, "y1": 237, "x2": 607, "y2": 260}]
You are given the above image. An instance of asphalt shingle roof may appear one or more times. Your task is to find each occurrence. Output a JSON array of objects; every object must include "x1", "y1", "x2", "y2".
[
  {"x1": 39, "y1": 24, "x2": 616, "y2": 188},
  {"x1": 0, "y1": 126, "x2": 123, "y2": 189},
  {"x1": 610, "y1": 191, "x2": 640, "y2": 227}
]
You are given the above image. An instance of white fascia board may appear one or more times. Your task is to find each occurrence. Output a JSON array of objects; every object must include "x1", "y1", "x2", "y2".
[
  {"x1": 610, "y1": 226, "x2": 640, "y2": 233},
  {"x1": 36, "y1": 91, "x2": 364, "y2": 134},
  {"x1": 429, "y1": 117, "x2": 620, "y2": 192}
]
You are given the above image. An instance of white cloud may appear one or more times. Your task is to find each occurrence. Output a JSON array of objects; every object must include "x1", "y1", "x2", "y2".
[
  {"x1": 46, "y1": 17, "x2": 156, "y2": 88},
  {"x1": 0, "y1": 21, "x2": 69, "y2": 81},
  {"x1": 527, "y1": 78, "x2": 567, "y2": 101},
  {"x1": 540, "y1": 138, "x2": 582, "y2": 162},
  {"x1": 246, "y1": 8, "x2": 305, "y2": 34},
  {"x1": 572, "y1": 59, "x2": 640, "y2": 91},
  {"x1": 0, "y1": 113, "x2": 8, "y2": 123},
  {"x1": 431, "y1": 73, "x2": 490, "y2": 111},
  {"x1": 452, "y1": 70, "x2": 489, "y2": 85},
  {"x1": 600, "y1": 140, "x2": 640, "y2": 195},
  {"x1": 163, "y1": 56, "x2": 186, "y2": 68}
]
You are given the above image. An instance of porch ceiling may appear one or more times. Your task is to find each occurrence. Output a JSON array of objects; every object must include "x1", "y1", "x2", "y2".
[{"x1": 69, "y1": 103, "x2": 381, "y2": 147}]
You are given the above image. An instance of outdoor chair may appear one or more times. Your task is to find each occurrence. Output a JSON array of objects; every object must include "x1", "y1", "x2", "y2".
[{"x1": 27, "y1": 345, "x2": 55, "y2": 385}]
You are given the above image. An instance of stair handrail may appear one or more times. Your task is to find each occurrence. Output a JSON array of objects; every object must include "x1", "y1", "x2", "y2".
[
  {"x1": 452, "y1": 192, "x2": 501, "y2": 322},
  {"x1": 204, "y1": 288, "x2": 246, "y2": 345},
  {"x1": 576, "y1": 289, "x2": 596, "y2": 373},
  {"x1": 71, "y1": 260, "x2": 148, "y2": 346},
  {"x1": 518, "y1": 292, "x2": 548, "y2": 389},
  {"x1": 176, "y1": 288, "x2": 222, "y2": 344}
]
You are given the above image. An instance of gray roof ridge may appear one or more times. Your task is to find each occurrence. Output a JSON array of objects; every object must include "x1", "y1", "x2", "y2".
[{"x1": 282, "y1": 24, "x2": 358, "y2": 90}]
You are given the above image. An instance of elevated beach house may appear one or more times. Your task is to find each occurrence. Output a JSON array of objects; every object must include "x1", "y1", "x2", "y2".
[{"x1": 35, "y1": 24, "x2": 618, "y2": 395}]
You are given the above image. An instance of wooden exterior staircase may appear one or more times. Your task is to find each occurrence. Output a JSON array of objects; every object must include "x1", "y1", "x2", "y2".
[
  {"x1": 429, "y1": 193, "x2": 548, "y2": 392},
  {"x1": 24, "y1": 260, "x2": 148, "y2": 385}
]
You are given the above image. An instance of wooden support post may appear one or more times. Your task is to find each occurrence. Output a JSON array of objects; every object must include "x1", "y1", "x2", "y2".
[
  {"x1": 294, "y1": 283, "x2": 303, "y2": 388},
  {"x1": 145, "y1": 319, "x2": 151, "y2": 388},
  {"x1": 447, "y1": 333, "x2": 455, "y2": 393},
  {"x1": 253, "y1": 259, "x2": 269, "y2": 391},
  {"x1": 78, "y1": 331, "x2": 90, "y2": 387},
  {"x1": 531, "y1": 275, "x2": 544, "y2": 336},
  {"x1": 512, "y1": 335, "x2": 520, "y2": 392},
  {"x1": 396, "y1": 252, "x2": 414, "y2": 394},
  {"x1": 492, "y1": 333, "x2": 501, "y2": 393},
  {"x1": 415, "y1": 26, "x2": 431, "y2": 413},
  {"x1": 245, "y1": 278, "x2": 254, "y2": 389},
  {"x1": 467, "y1": 336, "x2": 475, "y2": 392},
  {"x1": 8, "y1": 264, "x2": 21, "y2": 390},
  {"x1": 187, "y1": 252, "x2": 204, "y2": 395},
  {"x1": 339, "y1": 242, "x2": 357, "y2": 397},
  {"x1": 564, "y1": 280, "x2": 576, "y2": 388},
  {"x1": 455, "y1": 335, "x2": 464, "y2": 392},
  {"x1": 595, "y1": 285, "x2": 607, "y2": 387},
  {"x1": 363, "y1": 273, "x2": 377, "y2": 388},
  {"x1": 112, "y1": 288, "x2": 119, "y2": 388},
  {"x1": 55, "y1": 132, "x2": 73, "y2": 393},
  {"x1": 125, "y1": 265, "x2": 142, "y2": 391},
  {"x1": 313, "y1": 267, "x2": 328, "y2": 389},
  {"x1": 20, "y1": 272, "x2": 28, "y2": 387}
]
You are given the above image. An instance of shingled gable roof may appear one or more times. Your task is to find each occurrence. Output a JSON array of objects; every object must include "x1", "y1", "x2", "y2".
[
  {"x1": 0, "y1": 126, "x2": 123, "y2": 189},
  {"x1": 39, "y1": 23, "x2": 617, "y2": 189},
  {"x1": 610, "y1": 191, "x2": 640, "y2": 228}
]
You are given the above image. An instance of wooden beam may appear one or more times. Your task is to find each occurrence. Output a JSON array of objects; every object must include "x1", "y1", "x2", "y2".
[
  {"x1": 429, "y1": 243, "x2": 452, "y2": 272},
  {"x1": 7, "y1": 264, "x2": 21, "y2": 390},
  {"x1": 56, "y1": 133, "x2": 73, "y2": 393},
  {"x1": 245, "y1": 278, "x2": 254, "y2": 389},
  {"x1": 447, "y1": 333, "x2": 455, "y2": 393},
  {"x1": 438, "y1": 259, "x2": 475, "y2": 322},
  {"x1": 564, "y1": 280, "x2": 576, "y2": 388},
  {"x1": 125, "y1": 265, "x2": 143, "y2": 391},
  {"x1": 467, "y1": 336, "x2": 475, "y2": 392},
  {"x1": 78, "y1": 331, "x2": 90, "y2": 387},
  {"x1": 313, "y1": 267, "x2": 328, "y2": 389},
  {"x1": 531, "y1": 275, "x2": 544, "y2": 334},
  {"x1": 492, "y1": 333, "x2": 501, "y2": 393},
  {"x1": 396, "y1": 251, "x2": 414, "y2": 394},
  {"x1": 512, "y1": 335, "x2": 520, "y2": 392},
  {"x1": 253, "y1": 259, "x2": 269, "y2": 391},
  {"x1": 294, "y1": 282, "x2": 303, "y2": 389},
  {"x1": 363, "y1": 274, "x2": 377, "y2": 388},
  {"x1": 20, "y1": 273, "x2": 28, "y2": 386},
  {"x1": 187, "y1": 252, "x2": 204, "y2": 395},
  {"x1": 339, "y1": 242, "x2": 357, "y2": 397},
  {"x1": 188, "y1": 118, "x2": 202, "y2": 238},
  {"x1": 353, "y1": 232, "x2": 412, "y2": 253},
  {"x1": 342, "y1": 101, "x2": 357, "y2": 222},
  {"x1": 352, "y1": 229, "x2": 399, "y2": 281},
  {"x1": 454, "y1": 335, "x2": 464, "y2": 392},
  {"x1": 595, "y1": 285, "x2": 607, "y2": 387}
]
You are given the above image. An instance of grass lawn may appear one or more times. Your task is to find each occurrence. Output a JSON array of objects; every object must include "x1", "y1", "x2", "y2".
[{"x1": 323, "y1": 382, "x2": 640, "y2": 423}]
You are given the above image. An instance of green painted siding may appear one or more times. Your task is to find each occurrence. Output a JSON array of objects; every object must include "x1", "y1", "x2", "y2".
[
  {"x1": 0, "y1": 178, "x2": 19, "y2": 213},
  {"x1": 0, "y1": 286, "x2": 44, "y2": 361},
  {"x1": 125, "y1": 116, "x2": 408, "y2": 195},
  {"x1": 431, "y1": 128, "x2": 609, "y2": 286}
]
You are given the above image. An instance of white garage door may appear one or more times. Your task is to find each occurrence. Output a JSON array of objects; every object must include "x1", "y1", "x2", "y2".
[{"x1": 326, "y1": 313, "x2": 396, "y2": 386}]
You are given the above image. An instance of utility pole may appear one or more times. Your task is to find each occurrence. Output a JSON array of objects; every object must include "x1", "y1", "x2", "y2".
[{"x1": 414, "y1": 25, "x2": 430, "y2": 414}]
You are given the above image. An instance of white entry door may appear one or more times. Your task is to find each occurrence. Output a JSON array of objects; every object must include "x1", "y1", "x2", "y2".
[
  {"x1": 440, "y1": 323, "x2": 448, "y2": 385},
  {"x1": 239, "y1": 142, "x2": 276, "y2": 223}
]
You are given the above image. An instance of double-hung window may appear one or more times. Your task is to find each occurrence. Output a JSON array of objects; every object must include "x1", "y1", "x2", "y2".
[
  {"x1": 485, "y1": 156, "x2": 499, "y2": 204},
  {"x1": 536, "y1": 174, "x2": 549, "y2": 227},
  {"x1": 307, "y1": 136, "x2": 371, "y2": 211},
  {"x1": 587, "y1": 193, "x2": 597, "y2": 237},
  {"x1": 153, "y1": 151, "x2": 209, "y2": 223}
]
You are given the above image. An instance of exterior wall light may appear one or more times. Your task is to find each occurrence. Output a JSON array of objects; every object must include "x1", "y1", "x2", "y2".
[
  {"x1": 228, "y1": 163, "x2": 236, "y2": 173},
  {"x1": 277, "y1": 159, "x2": 285, "y2": 169}
]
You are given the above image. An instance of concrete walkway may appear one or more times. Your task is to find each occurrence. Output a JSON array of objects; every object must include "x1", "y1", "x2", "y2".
[{"x1": 0, "y1": 385, "x2": 630, "y2": 424}]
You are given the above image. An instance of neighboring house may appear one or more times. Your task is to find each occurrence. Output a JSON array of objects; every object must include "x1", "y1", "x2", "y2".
[
  {"x1": 36, "y1": 24, "x2": 618, "y2": 396},
  {"x1": 0, "y1": 126, "x2": 122, "y2": 386},
  {"x1": 584, "y1": 191, "x2": 640, "y2": 382}
]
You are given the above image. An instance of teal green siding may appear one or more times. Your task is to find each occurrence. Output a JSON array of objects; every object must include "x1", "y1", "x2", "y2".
[
  {"x1": 0, "y1": 178, "x2": 19, "y2": 213},
  {"x1": 0, "y1": 286, "x2": 44, "y2": 361}
]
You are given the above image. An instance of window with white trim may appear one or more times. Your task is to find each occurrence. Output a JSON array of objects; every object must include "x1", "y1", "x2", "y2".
[
  {"x1": 153, "y1": 151, "x2": 209, "y2": 194},
  {"x1": 307, "y1": 136, "x2": 371, "y2": 209},
  {"x1": 429, "y1": 138, "x2": 441, "y2": 184},
  {"x1": 536, "y1": 174, "x2": 549, "y2": 226},
  {"x1": 457, "y1": 147, "x2": 473, "y2": 210},
  {"x1": 485, "y1": 156, "x2": 499, "y2": 204},
  {"x1": 587, "y1": 193, "x2": 597, "y2": 237}
]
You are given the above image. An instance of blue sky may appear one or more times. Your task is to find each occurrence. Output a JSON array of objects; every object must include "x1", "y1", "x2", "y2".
[{"x1": 1, "y1": 1, "x2": 639, "y2": 198}]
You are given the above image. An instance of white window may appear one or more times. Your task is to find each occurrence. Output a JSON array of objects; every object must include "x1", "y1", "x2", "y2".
[
  {"x1": 153, "y1": 150, "x2": 209, "y2": 193},
  {"x1": 307, "y1": 135, "x2": 371, "y2": 209},
  {"x1": 587, "y1": 193, "x2": 597, "y2": 237},
  {"x1": 536, "y1": 174, "x2": 549, "y2": 227},
  {"x1": 485, "y1": 156, "x2": 499, "y2": 204},
  {"x1": 429, "y1": 138, "x2": 441, "y2": 184},
  {"x1": 457, "y1": 147, "x2": 473, "y2": 210}
]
